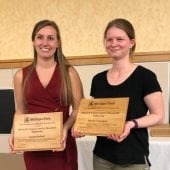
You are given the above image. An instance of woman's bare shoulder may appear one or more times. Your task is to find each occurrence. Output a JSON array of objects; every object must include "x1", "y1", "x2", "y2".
[{"x1": 14, "y1": 68, "x2": 23, "y2": 82}]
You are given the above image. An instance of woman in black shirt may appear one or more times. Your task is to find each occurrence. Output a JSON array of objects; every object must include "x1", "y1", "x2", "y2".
[{"x1": 74, "y1": 18, "x2": 164, "y2": 170}]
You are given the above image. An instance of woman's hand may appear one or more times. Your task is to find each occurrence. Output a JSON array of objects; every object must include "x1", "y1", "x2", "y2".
[
  {"x1": 53, "y1": 127, "x2": 68, "y2": 152},
  {"x1": 8, "y1": 133, "x2": 17, "y2": 153},
  {"x1": 107, "y1": 121, "x2": 134, "y2": 142},
  {"x1": 71, "y1": 126, "x2": 85, "y2": 138}
]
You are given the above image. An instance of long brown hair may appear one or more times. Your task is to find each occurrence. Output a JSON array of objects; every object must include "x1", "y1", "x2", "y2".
[{"x1": 23, "y1": 20, "x2": 73, "y2": 106}]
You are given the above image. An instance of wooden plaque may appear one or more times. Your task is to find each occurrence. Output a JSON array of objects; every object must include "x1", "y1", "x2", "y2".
[
  {"x1": 13, "y1": 112, "x2": 63, "y2": 151},
  {"x1": 150, "y1": 124, "x2": 170, "y2": 137},
  {"x1": 74, "y1": 98, "x2": 129, "y2": 136}
]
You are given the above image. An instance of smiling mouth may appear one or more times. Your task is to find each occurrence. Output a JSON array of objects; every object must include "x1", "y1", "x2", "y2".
[
  {"x1": 109, "y1": 49, "x2": 120, "y2": 52},
  {"x1": 41, "y1": 48, "x2": 50, "y2": 52}
]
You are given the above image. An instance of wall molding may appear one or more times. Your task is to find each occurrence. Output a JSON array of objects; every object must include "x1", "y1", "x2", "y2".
[{"x1": 0, "y1": 51, "x2": 170, "y2": 69}]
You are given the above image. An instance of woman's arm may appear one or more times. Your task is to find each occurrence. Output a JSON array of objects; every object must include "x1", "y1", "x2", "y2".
[
  {"x1": 64, "y1": 66, "x2": 84, "y2": 131},
  {"x1": 60, "y1": 67, "x2": 84, "y2": 148},
  {"x1": 9, "y1": 69, "x2": 27, "y2": 152},
  {"x1": 133, "y1": 91, "x2": 165, "y2": 127},
  {"x1": 108, "y1": 91, "x2": 165, "y2": 142},
  {"x1": 13, "y1": 69, "x2": 27, "y2": 114}
]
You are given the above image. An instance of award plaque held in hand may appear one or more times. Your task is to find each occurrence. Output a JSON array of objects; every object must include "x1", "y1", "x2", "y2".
[
  {"x1": 13, "y1": 112, "x2": 63, "y2": 151},
  {"x1": 74, "y1": 98, "x2": 129, "y2": 136}
]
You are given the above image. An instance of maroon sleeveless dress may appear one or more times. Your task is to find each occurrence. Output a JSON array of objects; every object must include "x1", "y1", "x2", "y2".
[{"x1": 22, "y1": 65, "x2": 77, "y2": 170}]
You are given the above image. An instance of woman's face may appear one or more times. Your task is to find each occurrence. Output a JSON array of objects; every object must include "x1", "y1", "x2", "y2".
[
  {"x1": 104, "y1": 27, "x2": 135, "y2": 59},
  {"x1": 33, "y1": 26, "x2": 59, "y2": 59}
]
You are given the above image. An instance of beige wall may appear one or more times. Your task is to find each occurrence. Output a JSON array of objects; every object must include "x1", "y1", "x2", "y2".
[
  {"x1": 0, "y1": 2, "x2": 170, "y2": 169},
  {"x1": 0, "y1": 0, "x2": 170, "y2": 60}
]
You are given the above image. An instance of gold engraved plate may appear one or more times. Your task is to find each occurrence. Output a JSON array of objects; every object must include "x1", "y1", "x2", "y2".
[
  {"x1": 13, "y1": 112, "x2": 63, "y2": 151},
  {"x1": 74, "y1": 98, "x2": 129, "y2": 136}
]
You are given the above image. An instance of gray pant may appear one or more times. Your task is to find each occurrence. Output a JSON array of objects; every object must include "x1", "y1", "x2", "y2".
[{"x1": 93, "y1": 154, "x2": 150, "y2": 170}]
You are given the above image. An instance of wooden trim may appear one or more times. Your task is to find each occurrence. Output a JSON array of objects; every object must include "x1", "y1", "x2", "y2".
[{"x1": 0, "y1": 51, "x2": 170, "y2": 69}]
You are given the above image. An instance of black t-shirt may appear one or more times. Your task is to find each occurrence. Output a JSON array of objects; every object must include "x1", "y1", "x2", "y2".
[{"x1": 90, "y1": 65, "x2": 162, "y2": 164}]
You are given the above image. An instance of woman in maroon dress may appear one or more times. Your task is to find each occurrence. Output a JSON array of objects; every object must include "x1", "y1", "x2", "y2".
[{"x1": 9, "y1": 20, "x2": 84, "y2": 170}]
